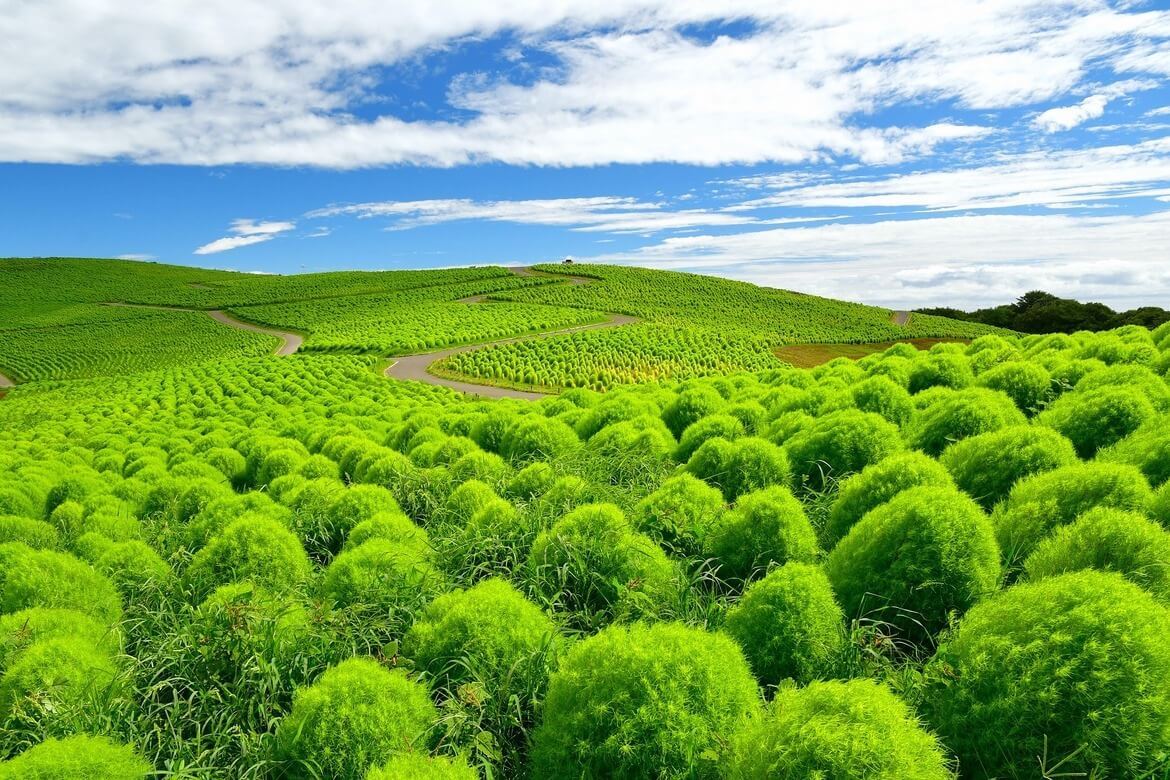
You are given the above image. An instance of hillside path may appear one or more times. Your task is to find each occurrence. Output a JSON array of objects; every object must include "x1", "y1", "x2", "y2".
[
  {"x1": 105, "y1": 302, "x2": 303, "y2": 356},
  {"x1": 892, "y1": 310, "x2": 911, "y2": 326},
  {"x1": 0, "y1": 371, "x2": 13, "y2": 389},
  {"x1": 384, "y1": 266, "x2": 637, "y2": 400}
]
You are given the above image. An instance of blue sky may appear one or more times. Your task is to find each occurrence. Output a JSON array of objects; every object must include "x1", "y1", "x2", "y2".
[{"x1": 2, "y1": 1, "x2": 1169, "y2": 309}]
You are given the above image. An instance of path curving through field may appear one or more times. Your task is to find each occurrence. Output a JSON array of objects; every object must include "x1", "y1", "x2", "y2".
[
  {"x1": 105, "y1": 302, "x2": 303, "y2": 356},
  {"x1": 891, "y1": 310, "x2": 912, "y2": 326},
  {"x1": 0, "y1": 370, "x2": 14, "y2": 389},
  {"x1": 384, "y1": 266, "x2": 637, "y2": 400}
]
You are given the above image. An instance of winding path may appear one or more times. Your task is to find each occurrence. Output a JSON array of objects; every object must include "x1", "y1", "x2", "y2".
[
  {"x1": 0, "y1": 371, "x2": 13, "y2": 389},
  {"x1": 105, "y1": 302, "x2": 303, "y2": 356},
  {"x1": 385, "y1": 266, "x2": 637, "y2": 400}
]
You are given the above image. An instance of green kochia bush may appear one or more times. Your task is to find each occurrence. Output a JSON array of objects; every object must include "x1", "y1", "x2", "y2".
[
  {"x1": 663, "y1": 386, "x2": 726, "y2": 439},
  {"x1": 1098, "y1": 416, "x2": 1170, "y2": 487},
  {"x1": 0, "y1": 516, "x2": 58, "y2": 550},
  {"x1": 500, "y1": 416, "x2": 579, "y2": 463},
  {"x1": 530, "y1": 622, "x2": 759, "y2": 779},
  {"x1": 323, "y1": 539, "x2": 446, "y2": 625},
  {"x1": 275, "y1": 657, "x2": 438, "y2": 779},
  {"x1": 675, "y1": 414, "x2": 745, "y2": 462},
  {"x1": 848, "y1": 375, "x2": 914, "y2": 426},
  {"x1": 723, "y1": 679, "x2": 952, "y2": 780},
  {"x1": 939, "y1": 425, "x2": 1077, "y2": 510},
  {"x1": 782, "y1": 410, "x2": 903, "y2": 492},
  {"x1": 685, "y1": 436, "x2": 791, "y2": 501},
  {"x1": 823, "y1": 451, "x2": 954, "y2": 549},
  {"x1": 0, "y1": 735, "x2": 152, "y2": 779},
  {"x1": 1038, "y1": 385, "x2": 1156, "y2": 458},
  {"x1": 526, "y1": 504, "x2": 678, "y2": 625},
  {"x1": 824, "y1": 486, "x2": 1000, "y2": 640},
  {"x1": 184, "y1": 516, "x2": 311, "y2": 598},
  {"x1": 403, "y1": 578, "x2": 557, "y2": 689},
  {"x1": 977, "y1": 360, "x2": 1052, "y2": 414},
  {"x1": 704, "y1": 487, "x2": 819, "y2": 584},
  {"x1": 365, "y1": 753, "x2": 478, "y2": 780},
  {"x1": 923, "y1": 571, "x2": 1170, "y2": 778},
  {"x1": 633, "y1": 473, "x2": 725, "y2": 557},
  {"x1": 0, "y1": 608, "x2": 118, "y2": 672},
  {"x1": 0, "y1": 543, "x2": 121, "y2": 625},
  {"x1": 723, "y1": 562, "x2": 845, "y2": 685},
  {"x1": 1024, "y1": 508, "x2": 1170, "y2": 600},
  {"x1": 908, "y1": 353, "x2": 974, "y2": 393},
  {"x1": 906, "y1": 388, "x2": 1026, "y2": 457},
  {"x1": 993, "y1": 462, "x2": 1153, "y2": 567}
]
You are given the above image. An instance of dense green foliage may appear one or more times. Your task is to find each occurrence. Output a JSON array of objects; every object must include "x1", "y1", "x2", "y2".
[
  {"x1": 924, "y1": 571, "x2": 1170, "y2": 777},
  {"x1": 723, "y1": 680, "x2": 952, "y2": 779},
  {"x1": 530, "y1": 622, "x2": 759, "y2": 778},
  {"x1": 0, "y1": 258, "x2": 1166, "y2": 776},
  {"x1": 0, "y1": 735, "x2": 151, "y2": 779}
]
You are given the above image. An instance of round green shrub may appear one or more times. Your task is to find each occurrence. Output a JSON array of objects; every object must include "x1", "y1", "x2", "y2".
[
  {"x1": 907, "y1": 388, "x2": 1026, "y2": 457},
  {"x1": 686, "y1": 437, "x2": 791, "y2": 501},
  {"x1": 500, "y1": 417, "x2": 579, "y2": 463},
  {"x1": 526, "y1": 504, "x2": 678, "y2": 624},
  {"x1": 0, "y1": 637, "x2": 120, "y2": 733},
  {"x1": 633, "y1": 473, "x2": 725, "y2": 556},
  {"x1": 908, "y1": 354, "x2": 974, "y2": 394},
  {"x1": 530, "y1": 622, "x2": 759, "y2": 778},
  {"x1": 923, "y1": 571, "x2": 1170, "y2": 777},
  {"x1": 849, "y1": 375, "x2": 914, "y2": 426},
  {"x1": 663, "y1": 386, "x2": 726, "y2": 439},
  {"x1": 189, "y1": 582, "x2": 313, "y2": 673},
  {"x1": 0, "y1": 608, "x2": 117, "y2": 673},
  {"x1": 403, "y1": 577, "x2": 556, "y2": 689},
  {"x1": 1024, "y1": 508, "x2": 1170, "y2": 600},
  {"x1": 1152, "y1": 481, "x2": 1170, "y2": 526},
  {"x1": 727, "y1": 400, "x2": 767, "y2": 434},
  {"x1": 993, "y1": 462, "x2": 1153, "y2": 566},
  {"x1": 1038, "y1": 385, "x2": 1156, "y2": 458},
  {"x1": 0, "y1": 516, "x2": 58, "y2": 550},
  {"x1": 0, "y1": 543, "x2": 121, "y2": 625},
  {"x1": 90, "y1": 539, "x2": 173, "y2": 599},
  {"x1": 0, "y1": 735, "x2": 151, "y2": 779},
  {"x1": 574, "y1": 395, "x2": 661, "y2": 440},
  {"x1": 275, "y1": 657, "x2": 438, "y2": 779},
  {"x1": 449, "y1": 450, "x2": 509, "y2": 487},
  {"x1": 939, "y1": 425, "x2": 1077, "y2": 510},
  {"x1": 1098, "y1": 416, "x2": 1170, "y2": 487},
  {"x1": 1076, "y1": 364, "x2": 1170, "y2": 410},
  {"x1": 588, "y1": 420, "x2": 674, "y2": 486},
  {"x1": 824, "y1": 486, "x2": 999, "y2": 639},
  {"x1": 365, "y1": 753, "x2": 477, "y2": 780},
  {"x1": 723, "y1": 679, "x2": 951, "y2": 780},
  {"x1": 723, "y1": 562, "x2": 845, "y2": 685},
  {"x1": 184, "y1": 516, "x2": 311, "y2": 598},
  {"x1": 977, "y1": 360, "x2": 1052, "y2": 414},
  {"x1": 505, "y1": 462, "x2": 555, "y2": 500},
  {"x1": 824, "y1": 452, "x2": 955, "y2": 547},
  {"x1": 676, "y1": 415, "x2": 746, "y2": 462},
  {"x1": 441, "y1": 480, "x2": 499, "y2": 527},
  {"x1": 344, "y1": 511, "x2": 431, "y2": 556},
  {"x1": 704, "y1": 487, "x2": 819, "y2": 583},
  {"x1": 441, "y1": 497, "x2": 534, "y2": 579},
  {"x1": 322, "y1": 485, "x2": 402, "y2": 553},
  {"x1": 323, "y1": 539, "x2": 446, "y2": 618},
  {"x1": 782, "y1": 410, "x2": 903, "y2": 492}
]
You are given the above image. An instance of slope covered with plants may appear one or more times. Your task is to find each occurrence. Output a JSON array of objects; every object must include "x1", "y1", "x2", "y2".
[{"x1": 0, "y1": 293, "x2": 1167, "y2": 776}]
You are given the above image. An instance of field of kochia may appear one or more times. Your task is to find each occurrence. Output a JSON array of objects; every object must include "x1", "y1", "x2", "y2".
[{"x1": 1, "y1": 257, "x2": 1169, "y2": 778}]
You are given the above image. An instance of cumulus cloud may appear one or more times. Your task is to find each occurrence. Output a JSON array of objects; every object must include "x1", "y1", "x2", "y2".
[
  {"x1": 1032, "y1": 94, "x2": 1112, "y2": 132},
  {"x1": 194, "y1": 219, "x2": 295, "y2": 255},
  {"x1": 0, "y1": 1, "x2": 1166, "y2": 167}
]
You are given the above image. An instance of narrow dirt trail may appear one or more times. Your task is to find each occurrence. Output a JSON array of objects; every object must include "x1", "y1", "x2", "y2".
[
  {"x1": 891, "y1": 310, "x2": 912, "y2": 326},
  {"x1": 105, "y1": 302, "x2": 303, "y2": 356},
  {"x1": 0, "y1": 371, "x2": 14, "y2": 389},
  {"x1": 385, "y1": 266, "x2": 637, "y2": 400}
]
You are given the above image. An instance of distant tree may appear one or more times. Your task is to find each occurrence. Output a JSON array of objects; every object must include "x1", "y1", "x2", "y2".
[{"x1": 915, "y1": 291, "x2": 1170, "y2": 334}]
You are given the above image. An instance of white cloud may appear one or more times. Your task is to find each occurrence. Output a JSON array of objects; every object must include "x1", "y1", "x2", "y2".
[
  {"x1": 116, "y1": 253, "x2": 155, "y2": 261},
  {"x1": 0, "y1": 1, "x2": 1166, "y2": 167},
  {"x1": 1032, "y1": 94, "x2": 1112, "y2": 132},
  {"x1": 309, "y1": 197, "x2": 758, "y2": 234},
  {"x1": 727, "y1": 137, "x2": 1170, "y2": 212},
  {"x1": 194, "y1": 218, "x2": 295, "y2": 255},
  {"x1": 586, "y1": 209, "x2": 1170, "y2": 309}
]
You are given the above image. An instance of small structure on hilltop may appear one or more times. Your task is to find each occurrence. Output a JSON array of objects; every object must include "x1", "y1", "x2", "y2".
[{"x1": 561, "y1": 256, "x2": 575, "y2": 265}]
